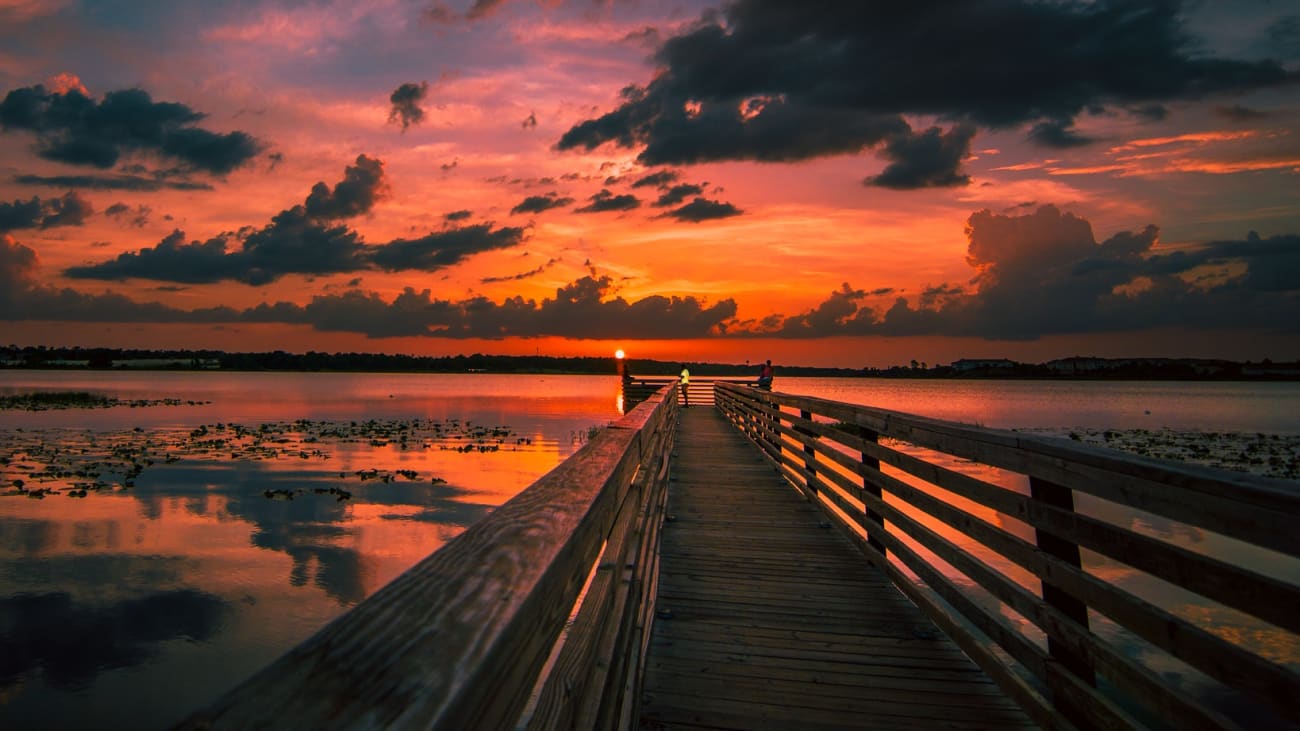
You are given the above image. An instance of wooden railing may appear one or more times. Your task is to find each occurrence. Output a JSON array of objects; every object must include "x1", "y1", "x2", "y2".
[
  {"x1": 714, "y1": 382, "x2": 1300, "y2": 731},
  {"x1": 181, "y1": 384, "x2": 679, "y2": 730},
  {"x1": 622, "y1": 375, "x2": 754, "y2": 408}
]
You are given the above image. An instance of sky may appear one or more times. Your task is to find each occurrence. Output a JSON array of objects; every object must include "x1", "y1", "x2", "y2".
[{"x1": 1, "y1": 0, "x2": 1298, "y2": 368}]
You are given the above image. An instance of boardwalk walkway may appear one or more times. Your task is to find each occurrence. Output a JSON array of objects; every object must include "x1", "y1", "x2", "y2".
[{"x1": 638, "y1": 407, "x2": 1037, "y2": 731}]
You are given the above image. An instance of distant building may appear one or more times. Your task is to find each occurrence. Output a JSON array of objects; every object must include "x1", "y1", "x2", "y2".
[
  {"x1": 950, "y1": 358, "x2": 1017, "y2": 372},
  {"x1": 1045, "y1": 357, "x2": 1110, "y2": 374}
]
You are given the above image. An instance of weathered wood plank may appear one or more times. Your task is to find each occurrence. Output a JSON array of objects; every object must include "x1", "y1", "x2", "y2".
[{"x1": 638, "y1": 407, "x2": 1035, "y2": 731}]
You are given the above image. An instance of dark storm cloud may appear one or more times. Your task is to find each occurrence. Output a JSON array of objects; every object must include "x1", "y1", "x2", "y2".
[
  {"x1": 388, "y1": 82, "x2": 429, "y2": 131},
  {"x1": 867, "y1": 125, "x2": 976, "y2": 189},
  {"x1": 762, "y1": 205, "x2": 1300, "y2": 340},
  {"x1": 558, "y1": 0, "x2": 1296, "y2": 168},
  {"x1": 510, "y1": 192, "x2": 574, "y2": 215},
  {"x1": 15, "y1": 172, "x2": 214, "y2": 191},
  {"x1": 662, "y1": 197, "x2": 743, "y2": 222},
  {"x1": 303, "y1": 155, "x2": 387, "y2": 220},
  {"x1": 652, "y1": 183, "x2": 703, "y2": 207},
  {"x1": 0, "y1": 85, "x2": 262, "y2": 174},
  {"x1": 65, "y1": 156, "x2": 520, "y2": 285},
  {"x1": 575, "y1": 189, "x2": 640, "y2": 213},
  {"x1": 0, "y1": 192, "x2": 91, "y2": 232}
]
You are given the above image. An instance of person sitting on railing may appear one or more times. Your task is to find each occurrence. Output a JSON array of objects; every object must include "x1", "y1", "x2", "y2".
[
  {"x1": 757, "y1": 359, "x2": 774, "y2": 390},
  {"x1": 679, "y1": 363, "x2": 690, "y2": 407}
]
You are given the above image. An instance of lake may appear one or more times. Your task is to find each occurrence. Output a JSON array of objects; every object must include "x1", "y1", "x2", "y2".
[{"x1": 1, "y1": 371, "x2": 1297, "y2": 729}]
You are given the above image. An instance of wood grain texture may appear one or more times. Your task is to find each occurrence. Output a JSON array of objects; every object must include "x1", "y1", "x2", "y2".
[
  {"x1": 638, "y1": 407, "x2": 1035, "y2": 730},
  {"x1": 714, "y1": 383, "x2": 1300, "y2": 730},
  {"x1": 180, "y1": 390, "x2": 676, "y2": 731}
]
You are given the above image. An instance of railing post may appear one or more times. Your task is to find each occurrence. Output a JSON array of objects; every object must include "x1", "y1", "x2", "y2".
[
  {"x1": 798, "y1": 409, "x2": 817, "y2": 494},
  {"x1": 1029, "y1": 476, "x2": 1095, "y2": 686},
  {"x1": 858, "y1": 425, "x2": 885, "y2": 558}
]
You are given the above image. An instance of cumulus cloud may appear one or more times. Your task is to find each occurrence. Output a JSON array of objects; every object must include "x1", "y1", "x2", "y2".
[
  {"x1": 65, "y1": 156, "x2": 522, "y2": 285},
  {"x1": 652, "y1": 183, "x2": 704, "y2": 207},
  {"x1": 303, "y1": 154, "x2": 387, "y2": 220},
  {"x1": 510, "y1": 192, "x2": 574, "y2": 215},
  {"x1": 0, "y1": 192, "x2": 92, "y2": 232},
  {"x1": 631, "y1": 170, "x2": 679, "y2": 189},
  {"x1": 558, "y1": 1, "x2": 1294, "y2": 177},
  {"x1": 5, "y1": 262, "x2": 740, "y2": 341},
  {"x1": 662, "y1": 197, "x2": 742, "y2": 222},
  {"x1": 867, "y1": 125, "x2": 976, "y2": 189},
  {"x1": 388, "y1": 82, "x2": 430, "y2": 131},
  {"x1": 575, "y1": 189, "x2": 640, "y2": 213},
  {"x1": 0, "y1": 85, "x2": 262, "y2": 174},
  {"x1": 763, "y1": 205, "x2": 1300, "y2": 340}
]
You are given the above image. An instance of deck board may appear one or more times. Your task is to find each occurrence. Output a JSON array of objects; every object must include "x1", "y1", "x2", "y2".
[{"x1": 638, "y1": 407, "x2": 1037, "y2": 731}]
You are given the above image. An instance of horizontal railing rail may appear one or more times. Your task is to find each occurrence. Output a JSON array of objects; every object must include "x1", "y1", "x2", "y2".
[
  {"x1": 622, "y1": 376, "x2": 756, "y2": 407},
  {"x1": 180, "y1": 384, "x2": 680, "y2": 730},
  {"x1": 715, "y1": 382, "x2": 1300, "y2": 731}
]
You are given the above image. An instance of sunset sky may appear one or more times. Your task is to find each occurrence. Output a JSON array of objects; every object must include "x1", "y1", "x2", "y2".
[{"x1": 2, "y1": 0, "x2": 1298, "y2": 368}]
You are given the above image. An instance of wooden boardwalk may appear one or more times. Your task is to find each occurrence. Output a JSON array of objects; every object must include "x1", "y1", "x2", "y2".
[{"x1": 638, "y1": 407, "x2": 1037, "y2": 731}]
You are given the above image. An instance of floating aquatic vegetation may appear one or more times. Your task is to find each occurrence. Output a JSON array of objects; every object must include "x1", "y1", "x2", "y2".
[
  {"x1": 1, "y1": 416, "x2": 533, "y2": 499},
  {"x1": 0, "y1": 391, "x2": 211, "y2": 411},
  {"x1": 1023, "y1": 427, "x2": 1300, "y2": 480}
]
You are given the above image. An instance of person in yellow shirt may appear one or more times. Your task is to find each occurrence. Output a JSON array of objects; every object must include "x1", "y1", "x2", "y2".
[{"x1": 679, "y1": 364, "x2": 690, "y2": 408}]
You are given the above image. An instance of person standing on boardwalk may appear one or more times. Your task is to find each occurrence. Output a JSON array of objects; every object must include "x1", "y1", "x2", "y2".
[
  {"x1": 757, "y1": 359, "x2": 774, "y2": 390},
  {"x1": 679, "y1": 364, "x2": 690, "y2": 407}
]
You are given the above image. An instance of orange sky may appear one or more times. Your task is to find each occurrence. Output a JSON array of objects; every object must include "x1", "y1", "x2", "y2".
[{"x1": 2, "y1": 1, "x2": 1299, "y2": 367}]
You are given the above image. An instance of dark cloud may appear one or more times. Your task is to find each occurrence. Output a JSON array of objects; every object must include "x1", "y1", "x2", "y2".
[
  {"x1": 662, "y1": 197, "x2": 743, "y2": 222},
  {"x1": 1027, "y1": 119, "x2": 1094, "y2": 149},
  {"x1": 558, "y1": 1, "x2": 1295, "y2": 168},
  {"x1": 1267, "y1": 14, "x2": 1300, "y2": 60},
  {"x1": 522, "y1": 112, "x2": 537, "y2": 129},
  {"x1": 631, "y1": 170, "x2": 679, "y2": 188},
  {"x1": 444, "y1": 209, "x2": 472, "y2": 221},
  {"x1": 65, "y1": 156, "x2": 518, "y2": 285},
  {"x1": 1, "y1": 235, "x2": 38, "y2": 300},
  {"x1": 303, "y1": 155, "x2": 387, "y2": 220},
  {"x1": 1215, "y1": 105, "x2": 1269, "y2": 121},
  {"x1": 388, "y1": 82, "x2": 430, "y2": 131},
  {"x1": 0, "y1": 192, "x2": 91, "y2": 232},
  {"x1": 105, "y1": 202, "x2": 152, "y2": 227},
  {"x1": 14, "y1": 173, "x2": 213, "y2": 192},
  {"x1": 653, "y1": 183, "x2": 704, "y2": 207},
  {"x1": 510, "y1": 192, "x2": 574, "y2": 215},
  {"x1": 867, "y1": 124, "x2": 976, "y2": 189},
  {"x1": 0, "y1": 85, "x2": 261, "y2": 174},
  {"x1": 369, "y1": 223, "x2": 526, "y2": 272},
  {"x1": 575, "y1": 189, "x2": 640, "y2": 213},
  {"x1": 481, "y1": 256, "x2": 560, "y2": 283},
  {"x1": 764, "y1": 205, "x2": 1300, "y2": 340}
]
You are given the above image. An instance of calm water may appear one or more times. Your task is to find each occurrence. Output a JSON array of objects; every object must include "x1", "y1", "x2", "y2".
[{"x1": 1, "y1": 372, "x2": 1297, "y2": 729}]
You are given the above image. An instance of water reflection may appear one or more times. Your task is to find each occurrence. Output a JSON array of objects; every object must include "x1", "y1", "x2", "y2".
[
  {"x1": 0, "y1": 372, "x2": 622, "y2": 729},
  {"x1": 0, "y1": 590, "x2": 227, "y2": 689}
]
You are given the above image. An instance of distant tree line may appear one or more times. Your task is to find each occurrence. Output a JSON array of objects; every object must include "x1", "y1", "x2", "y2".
[{"x1": 2, "y1": 345, "x2": 1295, "y2": 380}]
